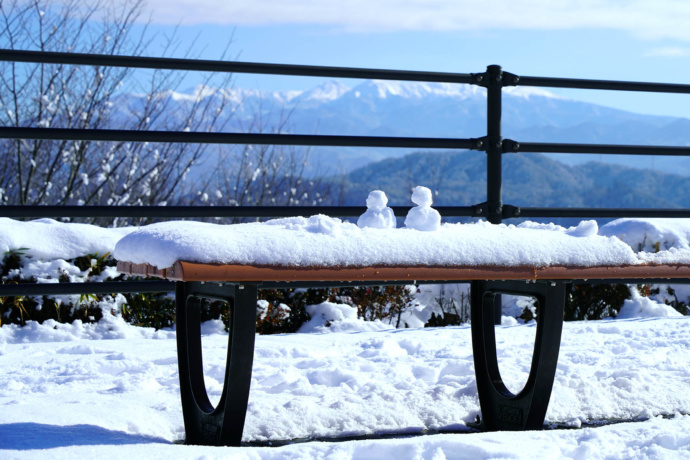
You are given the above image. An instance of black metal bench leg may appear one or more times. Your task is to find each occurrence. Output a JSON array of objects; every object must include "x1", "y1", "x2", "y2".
[
  {"x1": 470, "y1": 280, "x2": 565, "y2": 431},
  {"x1": 175, "y1": 282, "x2": 257, "y2": 446}
]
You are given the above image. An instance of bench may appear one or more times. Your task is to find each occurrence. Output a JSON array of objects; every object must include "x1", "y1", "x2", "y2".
[{"x1": 115, "y1": 218, "x2": 690, "y2": 446}]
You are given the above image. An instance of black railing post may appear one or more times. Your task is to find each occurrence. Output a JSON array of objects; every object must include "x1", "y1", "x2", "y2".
[{"x1": 486, "y1": 65, "x2": 503, "y2": 225}]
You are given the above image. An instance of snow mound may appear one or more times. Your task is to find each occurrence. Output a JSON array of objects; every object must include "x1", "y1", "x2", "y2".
[
  {"x1": 600, "y1": 218, "x2": 690, "y2": 252},
  {"x1": 113, "y1": 217, "x2": 643, "y2": 269},
  {"x1": 519, "y1": 219, "x2": 599, "y2": 237},
  {"x1": 600, "y1": 218, "x2": 690, "y2": 265},
  {"x1": 0, "y1": 218, "x2": 134, "y2": 260},
  {"x1": 617, "y1": 289, "x2": 683, "y2": 319},
  {"x1": 4, "y1": 216, "x2": 690, "y2": 278},
  {"x1": 0, "y1": 315, "x2": 175, "y2": 345},
  {"x1": 298, "y1": 301, "x2": 394, "y2": 333},
  {"x1": 567, "y1": 220, "x2": 599, "y2": 237}
]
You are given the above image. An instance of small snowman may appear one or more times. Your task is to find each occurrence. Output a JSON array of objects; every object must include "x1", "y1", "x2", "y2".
[
  {"x1": 357, "y1": 190, "x2": 396, "y2": 229},
  {"x1": 404, "y1": 186, "x2": 441, "y2": 231}
]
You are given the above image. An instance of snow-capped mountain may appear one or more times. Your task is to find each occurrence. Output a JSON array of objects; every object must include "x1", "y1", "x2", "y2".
[
  {"x1": 293, "y1": 80, "x2": 351, "y2": 104},
  {"x1": 115, "y1": 79, "x2": 690, "y2": 174}
]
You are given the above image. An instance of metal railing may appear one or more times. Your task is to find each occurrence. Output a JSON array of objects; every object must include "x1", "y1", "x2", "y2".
[{"x1": 2, "y1": 49, "x2": 690, "y2": 297}]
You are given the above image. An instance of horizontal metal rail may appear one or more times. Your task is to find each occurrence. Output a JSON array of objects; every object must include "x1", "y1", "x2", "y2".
[
  {"x1": 0, "y1": 127, "x2": 479, "y2": 150},
  {"x1": 0, "y1": 205, "x2": 478, "y2": 218},
  {"x1": 510, "y1": 141, "x2": 690, "y2": 156},
  {"x1": 8, "y1": 131, "x2": 690, "y2": 158},
  {"x1": 506, "y1": 207, "x2": 690, "y2": 219},
  {"x1": 5, "y1": 50, "x2": 690, "y2": 95},
  {"x1": 572, "y1": 279, "x2": 690, "y2": 285},
  {"x1": 518, "y1": 75, "x2": 690, "y2": 94},
  {"x1": 5, "y1": 205, "x2": 689, "y2": 220},
  {"x1": 3, "y1": 281, "x2": 458, "y2": 297},
  {"x1": 0, "y1": 280, "x2": 469, "y2": 296},
  {"x1": 6, "y1": 277, "x2": 690, "y2": 298},
  {"x1": 5, "y1": 205, "x2": 690, "y2": 220},
  {"x1": 0, "y1": 281, "x2": 175, "y2": 296},
  {"x1": 0, "y1": 49, "x2": 475, "y2": 84}
]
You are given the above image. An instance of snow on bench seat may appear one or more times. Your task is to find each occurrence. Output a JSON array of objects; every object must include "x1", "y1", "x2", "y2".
[{"x1": 113, "y1": 215, "x2": 690, "y2": 282}]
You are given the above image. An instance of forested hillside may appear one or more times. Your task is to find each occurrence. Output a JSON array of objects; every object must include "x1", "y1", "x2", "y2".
[{"x1": 343, "y1": 150, "x2": 690, "y2": 217}]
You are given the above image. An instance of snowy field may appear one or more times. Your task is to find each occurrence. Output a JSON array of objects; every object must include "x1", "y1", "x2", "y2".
[
  {"x1": 3, "y1": 209, "x2": 690, "y2": 458},
  {"x1": 2, "y1": 314, "x2": 690, "y2": 459}
]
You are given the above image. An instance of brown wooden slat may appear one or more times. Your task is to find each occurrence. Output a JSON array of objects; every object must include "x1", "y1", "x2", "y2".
[
  {"x1": 116, "y1": 260, "x2": 690, "y2": 283},
  {"x1": 116, "y1": 261, "x2": 167, "y2": 279}
]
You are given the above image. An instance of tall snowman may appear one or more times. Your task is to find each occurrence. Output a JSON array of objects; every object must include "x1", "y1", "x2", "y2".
[{"x1": 404, "y1": 186, "x2": 441, "y2": 231}]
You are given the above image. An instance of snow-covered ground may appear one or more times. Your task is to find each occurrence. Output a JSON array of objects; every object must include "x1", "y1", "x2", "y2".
[
  {"x1": 3, "y1": 214, "x2": 690, "y2": 458},
  {"x1": 2, "y1": 314, "x2": 690, "y2": 459}
]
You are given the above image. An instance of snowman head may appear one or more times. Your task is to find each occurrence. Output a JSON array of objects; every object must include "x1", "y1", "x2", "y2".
[
  {"x1": 366, "y1": 190, "x2": 388, "y2": 210},
  {"x1": 411, "y1": 186, "x2": 433, "y2": 207}
]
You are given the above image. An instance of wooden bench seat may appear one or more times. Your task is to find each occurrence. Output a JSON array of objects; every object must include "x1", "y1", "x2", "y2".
[
  {"x1": 118, "y1": 260, "x2": 690, "y2": 283},
  {"x1": 116, "y1": 259, "x2": 690, "y2": 446}
]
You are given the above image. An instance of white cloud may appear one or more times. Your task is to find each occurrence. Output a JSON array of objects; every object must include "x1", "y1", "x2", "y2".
[
  {"x1": 141, "y1": 0, "x2": 690, "y2": 41},
  {"x1": 644, "y1": 47, "x2": 690, "y2": 57}
]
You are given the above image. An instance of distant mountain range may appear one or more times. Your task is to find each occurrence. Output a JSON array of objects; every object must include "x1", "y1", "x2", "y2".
[
  {"x1": 341, "y1": 150, "x2": 690, "y2": 224},
  {"x1": 117, "y1": 79, "x2": 690, "y2": 175}
]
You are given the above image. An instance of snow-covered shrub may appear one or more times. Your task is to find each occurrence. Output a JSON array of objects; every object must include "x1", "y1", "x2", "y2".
[
  {"x1": 334, "y1": 285, "x2": 415, "y2": 328},
  {"x1": 0, "y1": 249, "x2": 177, "y2": 329},
  {"x1": 636, "y1": 284, "x2": 688, "y2": 316},
  {"x1": 617, "y1": 288, "x2": 683, "y2": 319},
  {"x1": 413, "y1": 284, "x2": 470, "y2": 327},
  {"x1": 4, "y1": 249, "x2": 687, "y2": 330},
  {"x1": 564, "y1": 283, "x2": 688, "y2": 321},
  {"x1": 565, "y1": 284, "x2": 631, "y2": 320},
  {"x1": 299, "y1": 301, "x2": 357, "y2": 333},
  {"x1": 298, "y1": 301, "x2": 394, "y2": 333},
  {"x1": 0, "y1": 249, "x2": 427, "y2": 332},
  {"x1": 254, "y1": 288, "x2": 325, "y2": 334},
  {"x1": 121, "y1": 292, "x2": 176, "y2": 330}
]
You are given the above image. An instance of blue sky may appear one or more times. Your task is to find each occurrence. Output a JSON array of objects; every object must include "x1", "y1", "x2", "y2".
[{"x1": 134, "y1": 0, "x2": 690, "y2": 118}]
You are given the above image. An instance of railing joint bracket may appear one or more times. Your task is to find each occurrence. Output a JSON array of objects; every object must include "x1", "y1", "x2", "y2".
[
  {"x1": 472, "y1": 69, "x2": 519, "y2": 87},
  {"x1": 471, "y1": 136, "x2": 489, "y2": 150},
  {"x1": 470, "y1": 72, "x2": 488, "y2": 87},
  {"x1": 473, "y1": 202, "x2": 488, "y2": 217},
  {"x1": 503, "y1": 71, "x2": 520, "y2": 87},
  {"x1": 502, "y1": 139, "x2": 520, "y2": 153},
  {"x1": 485, "y1": 135, "x2": 503, "y2": 153},
  {"x1": 502, "y1": 204, "x2": 521, "y2": 218}
]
